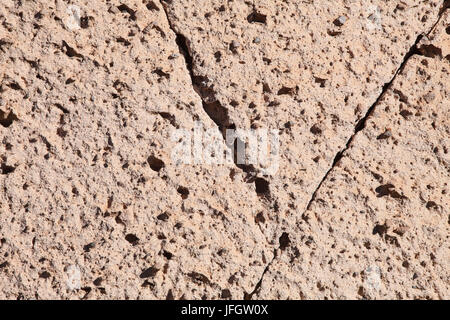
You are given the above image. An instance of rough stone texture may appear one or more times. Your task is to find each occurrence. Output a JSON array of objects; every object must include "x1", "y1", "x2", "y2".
[
  {"x1": 0, "y1": 0, "x2": 272, "y2": 299},
  {"x1": 255, "y1": 11, "x2": 450, "y2": 300},
  {"x1": 163, "y1": 0, "x2": 444, "y2": 241},
  {"x1": 0, "y1": 0, "x2": 448, "y2": 300}
]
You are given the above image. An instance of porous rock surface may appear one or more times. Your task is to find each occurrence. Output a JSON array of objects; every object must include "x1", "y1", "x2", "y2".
[
  {"x1": 0, "y1": 0, "x2": 271, "y2": 299},
  {"x1": 0, "y1": 0, "x2": 448, "y2": 299},
  {"x1": 163, "y1": 0, "x2": 444, "y2": 233},
  {"x1": 255, "y1": 10, "x2": 450, "y2": 300}
]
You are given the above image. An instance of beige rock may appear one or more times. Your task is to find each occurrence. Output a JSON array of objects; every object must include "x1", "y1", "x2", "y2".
[
  {"x1": 0, "y1": 0, "x2": 272, "y2": 299},
  {"x1": 255, "y1": 11, "x2": 449, "y2": 299},
  {"x1": 0, "y1": 0, "x2": 448, "y2": 300},
  {"x1": 162, "y1": 0, "x2": 444, "y2": 242}
]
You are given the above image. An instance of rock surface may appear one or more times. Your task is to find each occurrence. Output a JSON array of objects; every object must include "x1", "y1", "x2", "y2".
[
  {"x1": 0, "y1": 0, "x2": 271, "y2": 299},
  {"x1": 163, "y1": 0, "x2": 444, "y2": 241},
  {"x1": 0, "y1": 0, "x2": 448, "y2": 299},
  {"x1": 255, "y1": 10, "x2": 450, "y2": 300}
]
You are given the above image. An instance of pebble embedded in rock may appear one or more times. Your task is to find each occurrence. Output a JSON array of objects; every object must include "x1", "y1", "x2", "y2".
[
  {"x1": 333, "y1": 16, "x2": 347, "y2": 26},
  {"x1": 230, "y1": 40, "x2": 240, "y2": 51}
]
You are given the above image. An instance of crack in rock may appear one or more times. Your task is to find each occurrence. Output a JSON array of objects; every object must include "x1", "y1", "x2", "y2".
[
  {"x1": 243, "y1": 250, "x2": 277, "y2": 300},
  {"x1": 160, "y1": 0, "x2": 448, "y2": 300},
  {"x1": 243, "y1": 1, "x2": 449, "y2": 299},
  {"x1": 303, "y1": 2, "x2": 449, "y2": 213},
  {"x1": 160, "y1": 0, "x2": 278, "y2": 295},
  {"x1": 161, "y1": 2, "x2": 272, "y2": 202}
]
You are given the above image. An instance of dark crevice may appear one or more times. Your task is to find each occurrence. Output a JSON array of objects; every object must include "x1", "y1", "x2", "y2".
[
  {"x1": 54, "y1": 103, "x2": 69, "y2": 114},
  {"x1": 161, "y1": 2, "x2": 258, "y2": 181},
  {"x1": 247, "y1": 11, "x2": 267, "y2": 24},
  {"x1": 438, "y1": 0, "x2": 450, "y2": 21},
  {"x1": 177, "y1": 37, "x2": 235, "y2": 137},
  {"x1": 244, "y1": 229, "x2": 293, "y2": 299},
  {"x1": 152, "y1": 111, "x2": 177, "y2": 128},
  {"x1": 174, "y1": 33, "x2": 193, "y2": 76},
  {"x1": 1, "y1": 163, "x2": 16, "y2": 175},
  {"x1": 0, "y1": 109, "x2": 18, "y2": 127},
  {"x1": 147, "y1": 155, "x2": 165, "y2": 172},
  {"x1": 162, "y1": 5, "x2": 232, "y2": 133},
  {"x1": 117, "y1": 4, "x2": 137, "y2": 21},
  {"x1": 161, "y1": 2, "x2": 277, "y2": 298},
  {"x1": 61, "y1": 40, "x2": 83, "y2": 59},
  {"x1": 202, "y1": 100, "x2": 233, "y2": 134}
]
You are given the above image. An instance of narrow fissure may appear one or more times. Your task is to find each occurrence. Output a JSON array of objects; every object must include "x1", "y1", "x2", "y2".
[
  {"x1": 243, "y1": 250, "x2": 277, "y2": 300},
  {"x1": 244, "y1": 231, "x2": 291, "y2": 299},
  {"x1": 161, "y1": 3, "x2": 263, "y2": 186},
  {"x1": 304, "y1": 34, "x2": 423, "y2": 212},
  {"x1": 303, "y1": 7, "x2": 449, "y2": 212},
  {"x1": 161, "y1": 1, "x2": 278, "y2": 297}
]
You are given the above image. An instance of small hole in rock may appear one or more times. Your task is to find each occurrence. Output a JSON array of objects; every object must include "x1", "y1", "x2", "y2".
[
  {"x1": 247, "y1": 11, "x2": 267, "y2": 24},
  {"x1": 162, "y1": 250, "x2": 173, "y2": 260},
  {"x1": 279, "y1": 232, "x2": 290, "y2": 250},
  {"x1": 140, "y1": 266, "x2": 159, "y2": 278},
  {"x1": 80, "y1": 16, "x2": 89, "y2": 28},
  {"x1": 93, "y1": 277, "x2": 103, "y2": 286},
  {"x1": 255, "y1": 178, "x2": 270, "y2": 195},
  {"x1": 147, "y1": 156, "x2": 165, "y2": 172},
  {"x1": 125, "y1": 234, "x2": 139, "y2": 245},
  {"x1": 177, "y1": 186, "x2": 189, "y2": 199},
  {"x1": 146, "y1": 1, "x2": 160, "y2": 11}
]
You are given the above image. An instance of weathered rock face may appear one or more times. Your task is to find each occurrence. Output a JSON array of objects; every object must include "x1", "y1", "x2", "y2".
[
  {"x1": 163, "y1": 0, "x2": 444, "y2": 238},
  {"x1": 255, "y1": 11, "x2": 450, "y2": 300},
  {"x1": 0, "y1": 0, "x2": 272, "y2": 299},
  {"x1": 0, "y1": 0, "x2": 448, "y2": 299}
]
